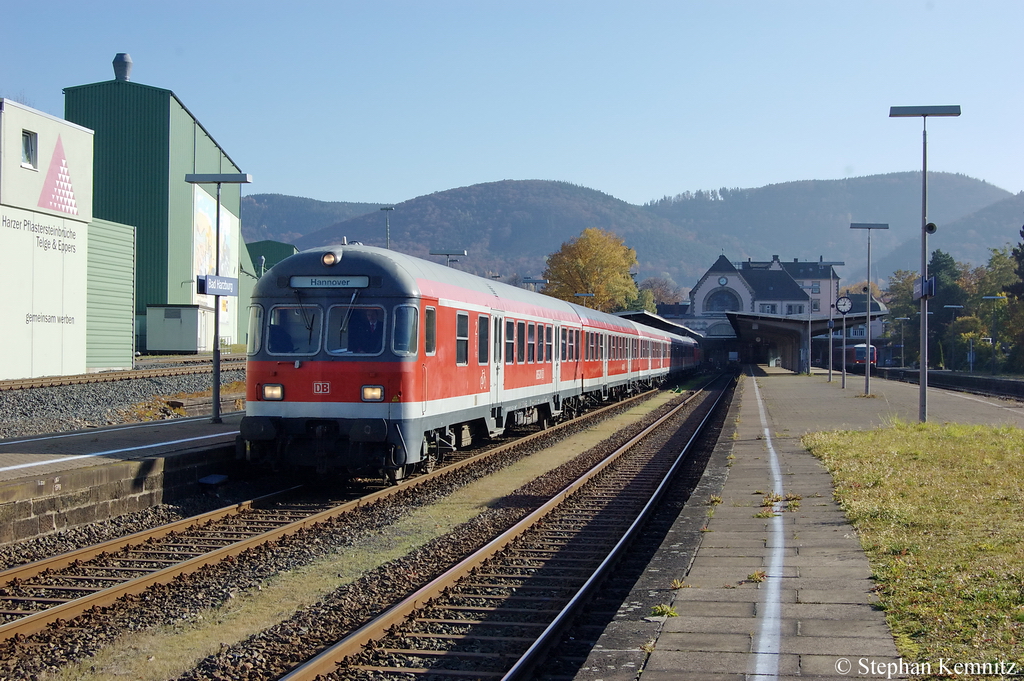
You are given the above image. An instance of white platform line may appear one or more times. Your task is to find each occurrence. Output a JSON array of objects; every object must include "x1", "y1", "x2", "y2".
[
  {"x1": 0, "y1": 433, "x2": 236, "y2": 474},
  {"x1": 749, "y1": 371, "x2": 785, "y2": 680}
]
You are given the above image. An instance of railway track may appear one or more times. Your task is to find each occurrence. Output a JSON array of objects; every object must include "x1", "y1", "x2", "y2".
[
  {"x1": 0, "y1": 356, "x2": 246, "y2": 391},
  {"x1": 281, "y1": 375, "x2": 733, "y2": 680},
  {"x1": 0, "y1": 383, "x2": 696, "y2": 660}
]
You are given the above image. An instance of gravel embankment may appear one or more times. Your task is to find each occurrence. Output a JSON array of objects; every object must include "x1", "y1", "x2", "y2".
[{"x1": 0, "y1": 369, "x2": 245, "y2": 439}]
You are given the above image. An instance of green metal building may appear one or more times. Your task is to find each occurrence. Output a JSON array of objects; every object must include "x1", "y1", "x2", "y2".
[{"x1": 64, "y1": 54, "x2": 256, "y2": 352}]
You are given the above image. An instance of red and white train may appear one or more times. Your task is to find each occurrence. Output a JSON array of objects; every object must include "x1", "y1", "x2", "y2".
[{"x1": 240, "y1": 245, "x2": 701, "y2": 480}]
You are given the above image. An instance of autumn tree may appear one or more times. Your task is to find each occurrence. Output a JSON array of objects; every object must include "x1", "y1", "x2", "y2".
[{"x1": 541, "y1": 228, "x2": 640, "y2": 313}]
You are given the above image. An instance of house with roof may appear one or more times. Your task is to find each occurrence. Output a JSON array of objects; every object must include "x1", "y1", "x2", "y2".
[{"x1": 667, "y1": 254, "x2": 885, "y2": 371}]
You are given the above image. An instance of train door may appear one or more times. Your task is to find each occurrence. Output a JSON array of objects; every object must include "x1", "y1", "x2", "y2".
[
  {"x1": 601, "y1": 332, "x2": 608, "y2": 383},
  {"x1": 552, "y1": 325, "x2": 560, "y2": 387},
  {"x1": 491, "y1": 312, "x2": 503, "y2": 427}
]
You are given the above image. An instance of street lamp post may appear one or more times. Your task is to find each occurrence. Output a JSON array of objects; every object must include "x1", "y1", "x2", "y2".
[
  {"x1": 890, "y1": 104, "x2": 961, "y2": 421},
  {"x1": 574, "y1": 293, "x2": 595, "y2": 308},
  {"x1": 983, "y1": 296, "x2": 1006, "y2": 375},
  {"x1": 380, "y1": 207, "x2": 394, "y2": 249},
  {"x1": 429, "y1": 249, "x2": 467, "y2": 267},
  {"x1": 851, "y1": 223, "x2": 888, "y2": 396},
  {"x1": 943, "y1": 305, "x2": 963, "y2": 370},
  {"x1": 184, "y1": 173, "x2": 253, "y2": 424}
]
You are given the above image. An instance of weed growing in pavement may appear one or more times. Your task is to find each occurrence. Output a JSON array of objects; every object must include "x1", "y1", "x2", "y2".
[
  {"x1": 640, "y1": 639, "x2": 657, "y2": 653},
  {"x1": 670, "y1": 579, "x2": 690, "y2": 590},
  {"x1": 753, "y1": 510, "x2": 776, "y2": 519},
  {"x1": 707, "y1": 494, "x2": 723, "y2": 505},
  {"x1": 761, "y1": 491, "x2": 783, "y2": 506},
  {"x1": 747, "y1": 570, "x2": 767, "y2": 583},
  {"x1": 804, "y1": 420, "x2": 1024, "y2": 666},
  {"x1": 650, "y1": 604, "x2": 677, "y2": 617}
]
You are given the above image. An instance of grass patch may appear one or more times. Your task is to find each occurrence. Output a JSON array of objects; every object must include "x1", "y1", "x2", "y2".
[{"x1": 803, "y1": 420, "x2": 1024, "y2": 664}]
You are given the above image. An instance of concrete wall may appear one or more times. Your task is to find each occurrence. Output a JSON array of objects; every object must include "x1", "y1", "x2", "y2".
[{"x1": 0, "y1": 446, "x2": 235, "y2": 544}]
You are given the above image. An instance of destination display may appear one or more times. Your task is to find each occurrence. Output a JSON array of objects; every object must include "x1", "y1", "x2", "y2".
[{"x1": 290, "y1": 275, "x2": 370, "y2": 288}]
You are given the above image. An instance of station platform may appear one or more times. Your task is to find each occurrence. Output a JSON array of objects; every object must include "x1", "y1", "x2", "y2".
[
  {"x1": 0, "y1": 414, "x2": 241, "y2": 543},
  {"x1": 577, "y1": 366, "x2": 1024, "y2": 681}
]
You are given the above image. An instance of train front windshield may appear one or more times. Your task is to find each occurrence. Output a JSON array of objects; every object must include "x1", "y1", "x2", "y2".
[{"x1": 248, "y1": 304, "x2": 419, "y2": 357}]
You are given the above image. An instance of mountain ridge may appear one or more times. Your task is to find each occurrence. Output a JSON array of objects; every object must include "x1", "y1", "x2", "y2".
[{"x1": 242, "y1": 174, "x2": 1018, "y2": 289}]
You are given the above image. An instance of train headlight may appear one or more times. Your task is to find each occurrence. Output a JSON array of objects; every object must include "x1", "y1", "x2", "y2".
[
  {"x1": 361, "y1": 385, "x2": 384, "y2": 402},
  {"x1": 321, "y1": 252, "x2": 338, "y2": 267},
  {"x1": 262, "y1": 384, "x2": 284, "y2": 401}
]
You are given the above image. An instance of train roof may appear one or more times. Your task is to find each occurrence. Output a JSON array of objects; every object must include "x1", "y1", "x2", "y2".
[{"x1": 258, "y1": 244, "x2": 696, "y2": 346}]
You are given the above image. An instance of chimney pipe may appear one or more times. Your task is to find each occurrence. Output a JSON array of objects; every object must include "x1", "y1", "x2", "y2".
[{"x1": 112, "y1": 53, "x2": 133, "y2": 82}]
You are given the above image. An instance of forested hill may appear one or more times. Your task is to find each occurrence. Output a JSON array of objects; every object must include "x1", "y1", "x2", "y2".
[
  {"x1": 245, "y1": 174, "x2": 1016, "y2": 288},
  {"x1": 240, "y1": 194, "x2": 384, "y2": 243},
  {"x1": 292, "y1": 180, "x2": 730, "y2": 283}
]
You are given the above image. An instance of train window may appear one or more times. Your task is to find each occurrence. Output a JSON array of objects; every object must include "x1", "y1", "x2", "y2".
[
  {"x1": 560, "y1": 328, "x2": 567, "y2": 361},
  {"x1": 268, "y1": 305, "x2": 323, "y2": 355},
  {"x1": 425, "y1": 307, "x2": 437, "y2": 355},
  {"x1": 545, "y1": 325, "x2": 553, "y2": 362},
  {"x1": 326, "y1": 305, "x2": 384, "y2": 355},
  {"x1": 574, "y1": 330, "x2": 580, "y2": 360},
  {"x1": 527, "y1": 323, "x2": 536, "y2": 363},
  {"x1": 246, "y1": 305, "x2": 264, "y2": 355},
  {"x1": 517, "y1": 321, "x2": 526, "y2": 363},
  {"x1": 478, "y1": 315, "x2": 489, "y2": 364},
  {"x1": 456, "y1": 312, "x2": 469, "y2": 365},
  {"x1": 393, "y1": 305, "x2": 418, "y2": 356},
  {"x1": 505, "y1": 320, "x2": 515, "y2": 363}
]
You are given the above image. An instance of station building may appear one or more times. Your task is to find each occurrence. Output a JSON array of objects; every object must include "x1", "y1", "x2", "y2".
[
  {"x1": 64, "y1": 54, "x2": 256, "y2": 354},
  {"x1": 663, "y1": 254, "x2": 886, "y2": 371}
]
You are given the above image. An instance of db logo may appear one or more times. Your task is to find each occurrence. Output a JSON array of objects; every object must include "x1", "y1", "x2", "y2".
[{"x1": 313, "y1": 382, "x2": 331, "y2": 394}]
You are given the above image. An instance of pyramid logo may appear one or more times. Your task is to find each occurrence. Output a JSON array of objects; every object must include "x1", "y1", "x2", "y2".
[{"x1": 37, "y1": 135, "x2": 79, "y2": 216}]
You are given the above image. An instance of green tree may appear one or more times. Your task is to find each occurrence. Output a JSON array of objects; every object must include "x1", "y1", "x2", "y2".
[
  {"x1": 542, "y1": 228, "x2": 640, "y2": 313},
  {"x1": 885, "y1": 270, "x2": 920, "y2": 366}
]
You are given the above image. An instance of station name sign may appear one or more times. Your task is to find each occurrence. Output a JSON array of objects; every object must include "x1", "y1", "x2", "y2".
[
  {"x1": 913, "y1": 276, "x2": 936, "y2": 301},
  {"x1": 197, "y1": 275, "x2": 239, "y2": 296},
  {"x1": 290, "y1": 275, "x2": 369, "y2": 289}
]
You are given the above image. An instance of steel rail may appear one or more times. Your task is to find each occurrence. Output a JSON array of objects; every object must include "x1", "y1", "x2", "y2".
[
  {"x1": 0, "y1": 486, "x2": 302, "y2": 585},
  {"x1": 0, "y1": 359, "x2": 247, "y2": 391},
  {"x1": 0, "y1": 386, "x2": 667, "y2": 642},
  {"x1": 279, "y1": 379, "x2": 728, "y2": 681}
]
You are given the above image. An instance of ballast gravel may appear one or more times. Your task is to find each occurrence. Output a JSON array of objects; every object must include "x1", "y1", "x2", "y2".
[{"x1": 0, "y1": 369, "x2": 245, "y2": 439}]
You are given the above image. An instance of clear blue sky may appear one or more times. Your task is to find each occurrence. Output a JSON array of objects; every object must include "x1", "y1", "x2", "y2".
[{"x1": 3, "y1": 1, "x2": 1021, "y2": 206}]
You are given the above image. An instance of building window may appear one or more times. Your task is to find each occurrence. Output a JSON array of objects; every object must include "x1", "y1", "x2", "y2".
[
  {"x1": 705, "y1": 289, "x2": 741, "y2": 312},
  {"x1": 811, "y1": 281, "x2": 821, "y2": 294},
  {"x1": 812, "y1": 299, "x2": 820, "y2": 312},
  {"x1": 786, "y1": 304, "x2": 805, "y2": 315},
  {"x1": 759, "y1": 303, "x2": 777, "y2": 314},
  {"x1": 22, "y1": 130, "x2": 38, "y2": 169}
]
